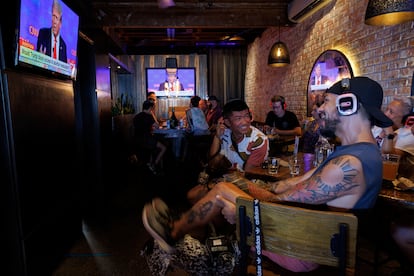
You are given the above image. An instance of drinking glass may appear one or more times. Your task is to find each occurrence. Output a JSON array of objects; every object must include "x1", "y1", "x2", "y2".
[
  {"x1": 382, "y1": 154, "x2": 400, "y2": 181},
  {"x1": 267, "y1": 157, "x2": 279, "y2": 175},
  {"x1": 289, "y1": 156, "x2": 300, "y2": 176}
]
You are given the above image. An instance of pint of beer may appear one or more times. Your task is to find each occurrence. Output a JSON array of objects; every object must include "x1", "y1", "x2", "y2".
[{"x1": 382, "y1": 154, "x2": 400, "y2": 181}]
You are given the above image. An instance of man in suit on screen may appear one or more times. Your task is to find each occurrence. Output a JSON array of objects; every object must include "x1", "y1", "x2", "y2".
[
  {"x1": 311, "y1": 63, "x2": 329, "y2": 86},
  {"x1": 158, "y1": 68, "x2": 184, "y2": 92},
  {"x1": 36, "y1": 0, "x2": 67, "y2": 63}
]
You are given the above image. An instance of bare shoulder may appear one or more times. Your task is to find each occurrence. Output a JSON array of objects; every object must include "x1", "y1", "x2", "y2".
[{"x1": 318, "y1": 154, "x2": 363, "y2": 186}]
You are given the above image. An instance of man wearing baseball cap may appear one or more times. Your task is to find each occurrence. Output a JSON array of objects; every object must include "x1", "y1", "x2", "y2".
[{"x1": 142, "y1": 77, "x2": 393, "y2": 273}]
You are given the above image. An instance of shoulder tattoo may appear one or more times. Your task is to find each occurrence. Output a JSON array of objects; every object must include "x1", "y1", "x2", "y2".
[{"x1": 284, "y1": 156, "x2": 360, "y2": 204}]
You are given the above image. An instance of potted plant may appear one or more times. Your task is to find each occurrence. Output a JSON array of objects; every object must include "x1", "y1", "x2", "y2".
[
  {"x1": 111, "y1": 94, "x2": 135, "y2": 116},
  {"x1": 112, "y1": 94, "x2": 136, "y2": 149}
]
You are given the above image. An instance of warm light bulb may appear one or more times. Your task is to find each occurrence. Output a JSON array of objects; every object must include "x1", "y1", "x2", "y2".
[{"x1": 277, "y1": 48, "x2": 281, "y2": 57}]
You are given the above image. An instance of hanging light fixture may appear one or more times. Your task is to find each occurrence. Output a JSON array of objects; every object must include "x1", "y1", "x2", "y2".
[
  {"x1": 268, "y1": 16, "x2": 290, "y2": 67},
  {"x1": 365, "y1": 0, "x2": 414, "y2": 26}
]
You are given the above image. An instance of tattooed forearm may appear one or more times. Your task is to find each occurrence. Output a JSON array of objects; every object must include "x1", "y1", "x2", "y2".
[
  {"x1": 187, "y1": 201, "x2": 213, "y2": 224},
  {"x1": 251, "y1": 179, "x2": 274, "y2": 191}
]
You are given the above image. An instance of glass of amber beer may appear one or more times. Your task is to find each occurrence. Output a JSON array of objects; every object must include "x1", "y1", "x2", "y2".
[{"x1": 382, "y1": 154, "x2": 400, "y2": 181}]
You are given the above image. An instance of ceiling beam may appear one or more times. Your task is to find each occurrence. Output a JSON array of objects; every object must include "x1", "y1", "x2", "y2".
[{"x1": 92, "y1": 1, "x2": 291, "y2": 28}]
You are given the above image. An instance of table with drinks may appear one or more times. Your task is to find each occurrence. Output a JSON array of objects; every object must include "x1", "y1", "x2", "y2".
[
  {"x1": 245, "y1": 152, "x2": 310, "y2": 181},
  {"x1": 379, "y1": 153, "x2": 414, "y2": 209}
]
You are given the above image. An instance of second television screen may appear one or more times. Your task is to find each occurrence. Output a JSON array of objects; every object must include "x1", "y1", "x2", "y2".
[{"x1": 146, "y1": 67, "x2": 195, "y2": 97}]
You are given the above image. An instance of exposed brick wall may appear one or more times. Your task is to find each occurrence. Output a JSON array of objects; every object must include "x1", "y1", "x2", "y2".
[{"x1": 245, "y1": 0, "x2": 414, "y2": 123}]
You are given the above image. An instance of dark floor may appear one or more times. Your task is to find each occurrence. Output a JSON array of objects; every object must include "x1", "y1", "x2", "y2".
[{"x1": 52, "y1": 152, "x2": 410, "y2": 276}]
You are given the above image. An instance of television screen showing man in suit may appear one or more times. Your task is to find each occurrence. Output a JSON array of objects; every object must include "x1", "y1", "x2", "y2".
[
  {"x1": 36, "y1": 0, "x2": 67, "y2": 63},
  {"x1": 146, "y1": 67, "x2": 195, "y2": 97},
  {"x1": 310, "y1": 63, "x2": 330, "y2": 88}
]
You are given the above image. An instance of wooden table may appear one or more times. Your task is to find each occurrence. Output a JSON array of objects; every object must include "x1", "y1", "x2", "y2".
[
  {"x1": 245, "y1": 165, "x2": 291, "y2": 182},
  {"x1": 244, "y1": 153, "x2": 300, "y2": 182},
  {"x1": 378, "y1": 181, "x2": 414, "y2": 210}
]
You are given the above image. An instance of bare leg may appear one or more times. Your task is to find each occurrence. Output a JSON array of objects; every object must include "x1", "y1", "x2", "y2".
[
  {"x1": 154, "y1": 141, "x2": 166, "y2": 167},
  {"x1": 171, "y1": 182, "x2": 252, "y2": 240}
]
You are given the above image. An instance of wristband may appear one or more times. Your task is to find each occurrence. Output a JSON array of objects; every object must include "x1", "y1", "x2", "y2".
[{"x1": 386, "y1": 134, "x2": 395, "y2": 140}]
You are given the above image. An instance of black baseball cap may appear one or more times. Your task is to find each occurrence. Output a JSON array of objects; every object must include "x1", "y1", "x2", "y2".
[
  {"x1": 208, "y1": 95, "x2": 219, "y2": 101},
  {"x1": 326, "y1": 76, "x2": 393, "y2": 128}
]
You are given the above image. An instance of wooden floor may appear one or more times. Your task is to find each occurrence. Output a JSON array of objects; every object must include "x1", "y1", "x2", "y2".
[{"x1": 52, "y1": 153, "x2": 409, "y2": 276}]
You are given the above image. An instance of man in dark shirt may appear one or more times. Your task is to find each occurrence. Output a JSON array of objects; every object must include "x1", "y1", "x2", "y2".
[
  {"x1": 133, "y1": 100, "x2": 166, "y2": 174},
  {"x1": 264, "y1": 95, "x2": 302, "y2": 136}
]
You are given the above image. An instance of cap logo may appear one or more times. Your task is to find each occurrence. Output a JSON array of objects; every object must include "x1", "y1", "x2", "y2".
[{"x1": 341, "y1": 78, "x2": 350, "y2": 90}]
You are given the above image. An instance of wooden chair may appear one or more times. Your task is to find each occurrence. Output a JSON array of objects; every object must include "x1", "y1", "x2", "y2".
[{"x1": 236, "y1": 197, "x2": 358, "y2": 276}]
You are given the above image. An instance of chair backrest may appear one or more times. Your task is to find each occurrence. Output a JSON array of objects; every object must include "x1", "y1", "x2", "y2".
[{"x1": 236, "y1": 197, "x2": 358, "y2": 275}]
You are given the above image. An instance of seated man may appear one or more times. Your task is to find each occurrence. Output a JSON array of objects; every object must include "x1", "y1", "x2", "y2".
[
  {"x1": 133, "y1": 100, "x2": 166, "y2": 174},
  {"x1": 264, "y1": 95, "x2": 302, "y2": 137},
  {"x1": 147, "y1": 91, "x2": 160, "y2": 127},
  {"x1": 371, "y1": 96, "x2": 412, "y2": 153},
  {"x1": 206, "y1": 95, "x2": 223, "y2": 136},
  {"x1": 185, "y1": 96, "x2": 210, "y2": 136},
  {"x1": 143, "y1": 77, "x2": 392, "y2": 273},
  {"x1": 187, "y1": 99, "x2": 269, "y2": 204}
]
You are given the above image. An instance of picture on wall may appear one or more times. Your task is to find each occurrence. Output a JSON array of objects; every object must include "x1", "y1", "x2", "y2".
[{"x1": 307, "y1": 50, "x2": 353, "y2": 116}]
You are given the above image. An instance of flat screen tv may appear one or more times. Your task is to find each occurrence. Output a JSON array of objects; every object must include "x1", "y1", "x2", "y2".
[
  {"x1": 146, "y1": 67, "x2": 196, "y2": 97},
  {"x1": 17, "y1": 0, "x2": 79, "y2": 80}
]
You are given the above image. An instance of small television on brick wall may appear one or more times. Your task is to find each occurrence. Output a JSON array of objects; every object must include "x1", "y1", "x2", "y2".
[
  {"x1": 16, "y1": 0, "x2": 79, "y2": 80},
  {"x1": 146, "y1": 67, "x2": 196, "y2": 98}
]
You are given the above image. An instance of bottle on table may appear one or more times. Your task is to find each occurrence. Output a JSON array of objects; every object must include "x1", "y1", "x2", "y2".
[
  {"x1": 170, "y1": 107, "x2": 178, "y2": 129},
  {"x1": 314, "y1": 135, "x2": 334, "y2": 167}
]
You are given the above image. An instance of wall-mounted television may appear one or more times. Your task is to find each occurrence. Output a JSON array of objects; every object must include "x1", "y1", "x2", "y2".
[
  {"x1": 17, "y1": 0, "x2": 79, "y2": 80},
  {"x1": 146, "y1": 67, "x2": 196, "y2": 97}
]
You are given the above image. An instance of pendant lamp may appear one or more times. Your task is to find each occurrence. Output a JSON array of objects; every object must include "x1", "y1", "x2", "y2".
[
  {"x1": 268, "y1": 16, "x2": 290, "y2": 67},
  {"x1": 365, "y1": 0, "x2": 414, "y2": 26}
]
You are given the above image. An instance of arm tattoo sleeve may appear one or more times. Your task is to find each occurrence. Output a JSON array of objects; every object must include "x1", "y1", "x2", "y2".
[{"x1": 279, "y1": 156, "x2": 360, "y2": 205}]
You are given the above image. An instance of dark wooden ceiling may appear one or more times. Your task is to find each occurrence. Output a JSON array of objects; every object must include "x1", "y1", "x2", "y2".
[{"x1": 74, "y1": 0, "x2": 294, "y2": 55}]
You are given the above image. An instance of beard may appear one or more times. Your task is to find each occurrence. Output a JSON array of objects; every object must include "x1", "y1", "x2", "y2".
[{"x1": 319, "y1": 117, "x2": 339, "y2": 139}]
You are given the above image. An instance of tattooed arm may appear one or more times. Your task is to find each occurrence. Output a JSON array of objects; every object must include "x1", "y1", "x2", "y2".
[
  {"x1": 266, "y1": 168, "x2": 316, "y2": 194},
  {"x1": 270, "y1": 155, "x2": 365, "y2": 209}
]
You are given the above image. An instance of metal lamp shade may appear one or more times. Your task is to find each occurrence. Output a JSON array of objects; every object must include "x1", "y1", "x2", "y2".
[
  {"x1": 268, "y1": 41, "x2": 290, "y2": 67},
  {"x1": 365, "y1": 0, "x2": 414, "y2": 25}
]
